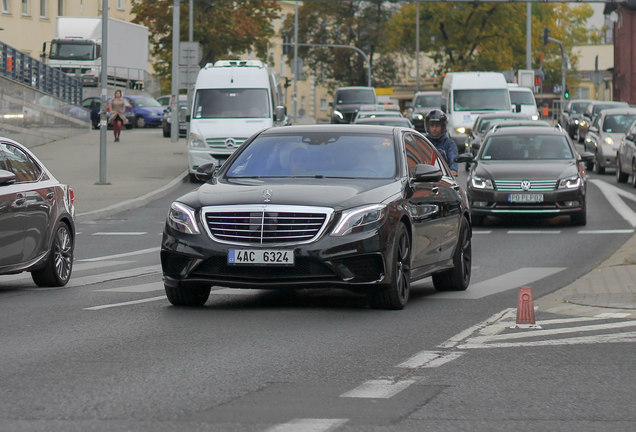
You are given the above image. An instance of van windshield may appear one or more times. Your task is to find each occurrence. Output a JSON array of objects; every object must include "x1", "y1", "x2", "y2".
[
  {"x1": 453, "y1": 89, "x2": 510, "y2": 112},
  {"x1": 509, "y1": 90, "x2": 535, "y2": 105},
  {"x1": 193, "y1": 89, "x2": 270, "y2": 119},
  {"x1": 336, "y1": 89, "x2": 376, "y2": 105}
]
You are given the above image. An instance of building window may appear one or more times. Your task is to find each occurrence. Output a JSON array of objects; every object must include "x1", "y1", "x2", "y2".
[
  {"x1": 40, "y1": 0, "x2": 46, "y2": 17},
  {"x1": 58, "y1": 0, "x2": 63, "y2": 16},
  {"x1": 117, "y1": 0, "x2": 124, "y2": 10},
  {"x1": 2, "y1": 0, "x2": 10, "y2": 13},
  {"x1": 22, "y1": 0, "x2": 29, "y2": 15},
  {"x1": 320, "y1": 98, "x2": 327, "y2": 111}
]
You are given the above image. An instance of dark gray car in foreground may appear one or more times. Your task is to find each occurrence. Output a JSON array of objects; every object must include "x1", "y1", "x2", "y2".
[{"x1": 161, "y1": 125, "x2": 472, "y2": 309}]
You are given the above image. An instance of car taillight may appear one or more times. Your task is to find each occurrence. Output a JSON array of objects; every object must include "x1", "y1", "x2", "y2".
[{"x1": 68, "y1": 187, "x2": 75, "y2": 204}]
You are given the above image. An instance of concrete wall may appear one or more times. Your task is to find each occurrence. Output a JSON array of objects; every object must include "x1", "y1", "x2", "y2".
[
  {"x1": 0, "y1": 76, "x2": 90, "y2": 147},
  {"x1": 614, "y1": 6, "x2": 636, "y2": 104}
]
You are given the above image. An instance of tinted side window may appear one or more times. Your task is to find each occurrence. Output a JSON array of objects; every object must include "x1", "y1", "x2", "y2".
[
  {"x1": 0, "y1": 143, "x2": 41, "y2": 182},
  {"x1": 404, "y1": 133, "x2": 445, "y2": 175}
]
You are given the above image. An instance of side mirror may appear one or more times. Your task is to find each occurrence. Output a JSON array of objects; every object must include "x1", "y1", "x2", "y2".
[
  {"x1": 515, "y1": 104, "x2": 522, "y2": 113},
  {"x1": 275, "y1": 105, "x2": 286, "y2": 122},
  {"x1": 589, "y1": 126, "x2": 599, "y2": 133},
  {"x1": 441, "y1": 103, "x2": 447, "y2": 113},
  {"x1": 186, "y1": 114, "x2": 191, "y2": 122},
  {"x1": 194, "y1": 161, "x2": 218, "y2": 182},
  {"x1": 413, "y1": 164, "x2": 443, "y2": 183},
  {"x1": 0, "y1": 169, "x2": 17, "y2": 186},
  {"x1": 328, "y1": 102, "x2": 333, "y2": 108},
  {"x1": 471, "y1": 142, "x2": 481, "y2": 151},
  {"x1": 579, "y1": 151, "x2": 595, "y2": 163},
  {"x1": 455, "y1": 152, "x2": 475, "y2": 163}
]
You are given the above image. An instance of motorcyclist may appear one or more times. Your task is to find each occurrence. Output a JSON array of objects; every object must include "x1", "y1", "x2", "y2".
[{"x1": 425, "y1": 109, "x2": 458, "y2": 176}]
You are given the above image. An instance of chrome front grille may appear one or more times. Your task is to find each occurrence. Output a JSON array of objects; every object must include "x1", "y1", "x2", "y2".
[
  {"x1": 202, "y1": 205, "x2": 333, "y2": 246},
  {"x1": 204, "y1": 137, "x2": 246, "y2": 150},
  {"x1": 495, "y1": 179, "x2": 557, "y2": 192}
]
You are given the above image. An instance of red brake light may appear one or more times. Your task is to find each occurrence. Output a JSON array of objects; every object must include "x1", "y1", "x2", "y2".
[{"x1": 68, "y1": 187, "x2": 75, "y2": 204}]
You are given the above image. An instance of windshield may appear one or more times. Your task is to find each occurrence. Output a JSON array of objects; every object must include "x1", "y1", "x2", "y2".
[
  {"x1": 478, "y1": 116, "x2": 523, "y2": 133},
  {"x1": 336, "y1": 89, "x2": 376, "y2": 105},
  {"x1": 481, "y1": 135, "x2": 573, "y2": 160},
  {"x1": 570, "y1": 102, "x2": 589, "y2": 114},
  {"x1": 49, "y1": 41, "x2": 95, "y2": 60},
  {"x1": 193, "y1": 89, "x2": 270, "y2": 119},
  {"x1": 509, "y1": 90, "x2": 535, "y2": 105},
  {"x1": 593, "y1": 103, "x2": 628, "y2": 115},
  {"x1": 356, "y1": 112, "x2": 402, "y2": 119},
  {"x1": 131, "y1": 97, "x2": 161, "y2": 108},
  {"x1": 453, "y1": 89, "x2": 510, "y2": 111},
  {"x1": 603, "y1": 114, "x2": 636, "y2": 133},
  {"x1": 226, "y1": 133, "x2": 396, "y2": 179},
  {"x1": 414, "y1": 94, "x2": 441, "y2": 108}
]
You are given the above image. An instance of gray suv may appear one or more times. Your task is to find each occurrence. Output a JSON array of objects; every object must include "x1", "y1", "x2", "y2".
[
  {"x1": 329, "y1": 86, "x2": 376, "y2": 124},
  {"x1": 408, "y1": 91, "x2": 441, "y2": 132}
]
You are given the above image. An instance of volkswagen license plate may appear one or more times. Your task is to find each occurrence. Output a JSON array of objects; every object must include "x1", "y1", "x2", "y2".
[
  {"x1": 228, "y1": 249, "x2": 294, "y2": 266},
  {"x1": 508, "y1": 193, "x2": 544, "y2": 203}
]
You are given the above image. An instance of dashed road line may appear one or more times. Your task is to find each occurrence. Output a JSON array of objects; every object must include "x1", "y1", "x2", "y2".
[
  {"x1": 396, "y1": 351, "x2": 465, "y2": 369},
  {"x1": 84, "y1": 295, "x2": 166, "y2": 311},
  {"x1": 340, "y1": 379, "x2": 416, "y2": 399},
  {"x1": 78, "y1": 247, "x2": 160, "y2": 262},
  {"x1": 94, "y1": 282, "x2": 163, "y2": 293},
  {"x1": 264, "y1": 419, "x2": 348, "y2": 432},
  {"x1": 92, "y1": 232, "x2": 147, "y2": 236}
]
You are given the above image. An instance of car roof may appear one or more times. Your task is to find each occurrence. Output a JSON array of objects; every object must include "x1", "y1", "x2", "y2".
[
  {"x1": 259, "y1": 124, "x2": 404, "y2": 136},
  {"x1": 487, "y1": 126, "x2": 566, "y2": 136},
  {"x1": 491, "y1": 120, "x2": 551, "y2": 128},
  {"x1": 476, "y1": 112, "x2": 529, "y2": 120},
  {"x1": 598, "y1": 107, "x2": 636, "y2": 116}
]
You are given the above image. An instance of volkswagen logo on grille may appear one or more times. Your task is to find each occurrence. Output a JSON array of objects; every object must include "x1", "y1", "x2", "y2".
[
  {"x1": 520, "y1": 180, "x2": 531, "y2": 191},
  {"x1": 263, "y1": 189, "x2": 272, "y2": 202},
  {"x1": 225, "y1": 138, "x2": 236, "y2": 148}
]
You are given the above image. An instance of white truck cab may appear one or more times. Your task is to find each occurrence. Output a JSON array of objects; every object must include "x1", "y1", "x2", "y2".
[
  {"x1": 508, "y1": 83, "x2": 540, "y2": 120},
  {"x1": 441, "y1": 72, "x2": 512, "y2": 151},
  {"x1": 188, "y1": 59, "x2": 286, "y2": 181}
]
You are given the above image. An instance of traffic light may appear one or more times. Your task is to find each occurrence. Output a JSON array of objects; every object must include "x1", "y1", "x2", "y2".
[
  {"x1": 564, "y1": 88, "x2": 570, "y2": 99},
  {"x1": 543, "y1": 28, "x2": 551, "y2": 46},
  {"x1": 282, "y1": 35, "x2": 291, "y2": 55}
]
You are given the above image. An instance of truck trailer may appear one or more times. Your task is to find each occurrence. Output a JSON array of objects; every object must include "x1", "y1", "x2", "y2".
[{"x1": 45, "y1": 17, "x2": 148, "y2": 89}]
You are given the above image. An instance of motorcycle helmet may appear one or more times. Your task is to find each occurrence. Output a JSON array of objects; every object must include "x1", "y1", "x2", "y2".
[{"x1": 425, "y1": 109, "x2": 447, "y2": 138}]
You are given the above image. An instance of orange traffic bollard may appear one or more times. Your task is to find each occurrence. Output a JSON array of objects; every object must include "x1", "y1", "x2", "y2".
[{"x1": 516, "y1": 286, "x2": 536, "y2": 325}]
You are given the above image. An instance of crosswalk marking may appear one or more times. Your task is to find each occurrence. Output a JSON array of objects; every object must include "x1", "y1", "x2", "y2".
[
  {"x1": 340, "y1": 379, "x2": 416, "y2": 399},
  {"x1": 433, "y1": 267, "x2": 566, "y2": 299},
  {"x1": 591, "y1": 179, "x2": 636, "y2": 227},
  {"x1": 264, "y1": 419, "x2": 348, "y2": 432}
]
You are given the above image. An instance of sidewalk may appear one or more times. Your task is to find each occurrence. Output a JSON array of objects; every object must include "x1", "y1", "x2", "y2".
[
  {"x1": 27, "y1": 128, "x2": 188, "y2": 221},
  {"x1": 24, "y1": 128, "x2": 636, "y2": 316}
]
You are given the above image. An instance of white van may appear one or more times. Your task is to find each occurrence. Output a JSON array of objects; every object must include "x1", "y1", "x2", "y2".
[
  {"x1": 441, "y1": 72, "x2": 512, "y2": 151},
  {"x1": 188, "y1": 59, "x2": 286, "y2": 181},
  {"x1": 508, "y1": 84, "x2": 540, "y2": 120}
]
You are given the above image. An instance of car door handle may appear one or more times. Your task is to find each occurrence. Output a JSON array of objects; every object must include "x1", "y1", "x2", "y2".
[
  {"x1": 13, "y1": 193, "x2": 26, "y2": 207},
  {"x1": 46, "y1": 190, "x2": 55, "y2": 201},
  {"x1": 452, "y1": 185, "x2": 461, "y2": 192}
]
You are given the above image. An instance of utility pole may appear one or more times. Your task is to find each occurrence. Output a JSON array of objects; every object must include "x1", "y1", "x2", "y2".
[
  {"x1": 544, "y1": 28, "x2": 566, "y2": 115},
  {"x1": 416, "y1": 1, "x2": 420, "y2": 92},
  {"x1": 292, "y1": 0, "x2": 299, "y2": 124},
  {"x1": 97, "y1": 0, "x2": 109, "y2": 185},
  {"x1": 170, "y1": 0, "x2": 180, "y2": 142}
]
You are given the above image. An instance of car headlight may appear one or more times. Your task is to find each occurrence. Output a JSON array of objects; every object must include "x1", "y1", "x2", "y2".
[
  {"x1": 167, "y1": 202, "x2": 200, "y2": 234},
  {"x1": 531, "y1": 115, "x2": 539, "y2": 121},
  {"x1": 604, "y1": 137, "x2": 614, "y2": 146},
  {"x1": 333, "y1": 110, "x2": 344, "y2": 120},
  {"x1": 456, "y1": 127, "x2": 467, "y2": 134},
  {"x1": 574, "y1": 119, "x2": 579, "y2": 125},
  {"x1": 470, "y1": 176, "x2": 494, "y2": 190},
  {"x1": 331, "y1": 204, "x2": 387, "y2": 236},
  {"x1": 414, "y1": 114, "x2": 424, "y2": 120},
  {"x1": 558, "y1": 175, "x2": 582, "y2": 189},
  {"x1": 189, "y1": 133, "x2": 207, "y2": 149}
]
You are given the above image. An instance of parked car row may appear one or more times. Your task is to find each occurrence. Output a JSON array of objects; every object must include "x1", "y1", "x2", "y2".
[{"x1": 81, "y1": 94, "x2": 171, "y2": 130}]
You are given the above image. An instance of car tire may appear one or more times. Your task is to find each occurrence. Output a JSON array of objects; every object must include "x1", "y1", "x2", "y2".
[
  {"x1": 165, "y1": 284, "x2": 211, "y2": 306},
  {"x1": 136, "y1": 116, "x2": 146, "y2": 128},
  {"x1": 571, "y1": 207, "x2": 587, "y2": 226},
  {"x1": 31, "y1": 222, "x2": 74, "y2": 287},
  {"x1": 163, "y1": 124, "x2": 170, "y2": 138},
  {"x1": 616, "y1": 159, "x2": 628, "y2": 183},
  {"x1": 593, "y1": 156, "x2": 605, "y2": 174},
  {"x1": 432, "y1": 217, "x2": 471, "y2": 292},
  {"x1": 367, "y1": 223, "x2": 411, "y2": 310}
]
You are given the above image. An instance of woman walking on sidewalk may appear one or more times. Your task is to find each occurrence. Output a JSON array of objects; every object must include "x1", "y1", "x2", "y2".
[{"x1": 108, "y1": 90, "x2": 128, "y2": 142}]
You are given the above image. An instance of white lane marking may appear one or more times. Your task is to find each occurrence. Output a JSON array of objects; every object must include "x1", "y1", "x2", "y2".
[
  {"x1": 472, "y1": 230, "x2": 492, "y2": 234},
  {"x1": 66, "y1": 264, "x2": 161, "y2": 287},
  {"x1": 433, "y1": 267, "x2": 566, "y2": 299},
  {"x1": 579, "y1": 229, "x2": 635, "y2": 234},
  {"x1": 92, "y1": 232, "x2": 147, "y2": 236},
  {"x1": 438, "y1": 309, "x2": 516, "y2": 349},
  {"x1": 397, "y1": 351, "x2": 465, "y2": 369},
  {"x1": 596, "y1": 312, "x2": 632, "y2": 318},
  {"x1": 590, "y1": 179, "x2": 636, "y2": 227},
  {"x1": 95, "y1": 282, "x2": 164, "y2": 293},
  {"x1": 78, "y1": 247, "x2": 160, "y2": 262},
  {"x1": 507, "y1": 230, "x2": 561, "y2": 234},
  {"x1": 84, "y1": 295, "x2": 166, "y2": 311},
  {"x1": 340, "y1": 379, "x2": 416, "y2": 399},
  {"x1": 0, "y1": 260, "x2": 134, "y2": 282},
  {"x1": 264, "y1": 419, "x2": 348, "y2": 432},
  {"x1": 459, "y1": 331, "x2": 636, "y2": 349}
]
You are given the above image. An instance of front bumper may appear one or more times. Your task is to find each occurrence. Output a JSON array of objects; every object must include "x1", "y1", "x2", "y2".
[
  {"x1": 161, "y1": 223, "x2": 392, "y2": 291},
  {"x1": 469, "y1": 187, "x2": 585, "y2": 217}
]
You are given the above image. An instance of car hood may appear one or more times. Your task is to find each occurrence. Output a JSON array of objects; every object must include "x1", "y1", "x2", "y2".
[
  {"x1": 334, "y1": 104, "x2": 367, "y2": 113},
  {"x1": 178, "y1": 178, "x2": 402, "y2": 211},
  {"x1": 474, "y1": 160, "x2": 579, "y2": 180},
  {"x1": 599, "y1": 132, "x2": 625, "y2": 151}
]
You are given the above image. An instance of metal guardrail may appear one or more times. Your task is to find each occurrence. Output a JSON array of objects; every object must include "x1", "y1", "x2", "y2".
[{"x1": 0, "y1": 40, "x2": 82, "y2": 105}]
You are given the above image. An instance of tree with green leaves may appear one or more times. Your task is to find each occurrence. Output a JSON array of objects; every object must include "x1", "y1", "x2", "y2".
[
  {"x1": 384, "y1": 2, "x2": 599, "y2": 87},
  {"x1": 282, "y1": 0, "x2": 401, "y2": 88},
  {"x1": 132, "y1": 0, "x2": 280, "y2": 92}
]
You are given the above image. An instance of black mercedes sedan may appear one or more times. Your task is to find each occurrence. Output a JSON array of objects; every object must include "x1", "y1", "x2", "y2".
[
  {"x1": 161, "y1": 125, "x2": 472, "y2": 309},
  {"x1": 0, "y1": 137, "x2": 75, "y2": 286},
  {"x1": 458, "y1": 126, "x2": 594, "y2": 226}
]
